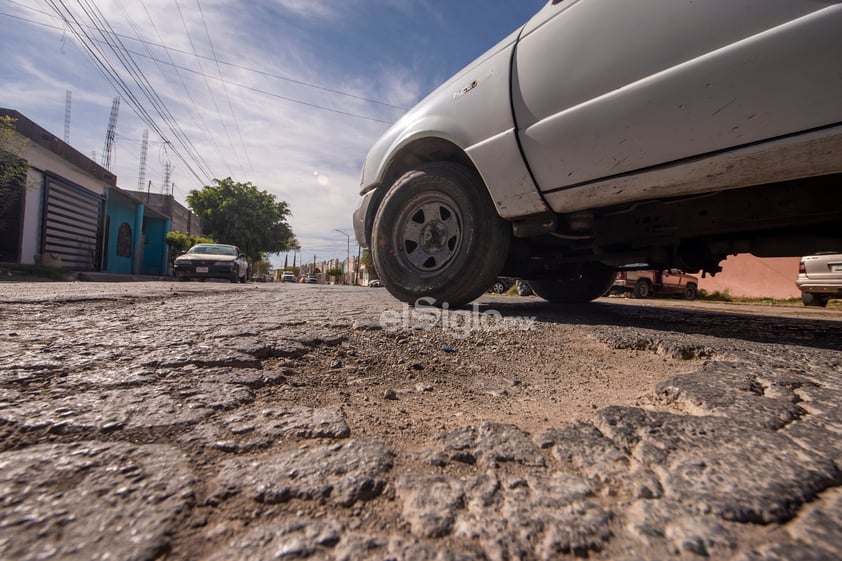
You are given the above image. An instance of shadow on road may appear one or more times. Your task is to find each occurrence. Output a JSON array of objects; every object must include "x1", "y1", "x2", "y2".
[{"x1": 477, "y1": 299, "x2": 842, "y2": 352}]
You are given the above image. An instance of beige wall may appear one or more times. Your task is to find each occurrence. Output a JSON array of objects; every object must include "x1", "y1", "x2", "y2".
[
  {"x1": 22, "y1": 142, "x2": 109, "y2": 197},
  {"x1": 697, "y1": 254, "x2": 801, "y2": 299}
]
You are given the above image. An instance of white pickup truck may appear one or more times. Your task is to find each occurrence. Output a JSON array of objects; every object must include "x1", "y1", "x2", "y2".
[{"x1": 354, "y1": 0, "x2": 842, "y2": 307}]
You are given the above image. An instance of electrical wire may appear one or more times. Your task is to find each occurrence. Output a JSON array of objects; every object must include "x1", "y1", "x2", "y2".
[
  {"x1": 196, "y1": 0, "x2": 255, "y2": 177},
  {"x1": 4, "y1": 1, "x2": 409, "y2": 111},
  {"x1": 1, "y1": 7, "x2": 400, "y2": 124},
  {"x1": 172, "y1": 0, "x2": 245, "y2": 179},
  {"x1": 43, "y1": 0, "x2": 216, "y2": 189},
  {"x1": 118, "y1": 0, "x2": 235, "y2": 179}
]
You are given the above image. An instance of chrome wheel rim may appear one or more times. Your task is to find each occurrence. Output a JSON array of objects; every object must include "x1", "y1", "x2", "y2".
[{"x1": 394, "y1": 193, "x2": 463, "y2": 273}]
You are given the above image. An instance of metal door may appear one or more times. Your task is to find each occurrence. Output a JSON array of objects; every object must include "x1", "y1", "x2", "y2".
[{"x1": 42, "y1": 176, "x2": 104, "y2": 271}]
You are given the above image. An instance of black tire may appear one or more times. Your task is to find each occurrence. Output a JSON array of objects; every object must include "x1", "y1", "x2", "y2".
[
  {"x1": 371, "y1": 162, "x2": 510, "y2": 307},
  {"x1": 633, "y1": 279, "x2": 652, "y2": 299},
  {"x1": 684, "y1": 283, "x2": 698, "y2": 300},
  {"x1": 528, "y1": 263, "x2": 616, "y2": 303},
  {"x1": 230, "y1": 267, "x2": 240, "y2": 284},
  {"x1": 802, "y1": 292, "x2": 829, "y2": 307}
]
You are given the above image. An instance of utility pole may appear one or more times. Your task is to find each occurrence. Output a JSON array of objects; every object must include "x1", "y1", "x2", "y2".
[{"x1": 335, "y1": 229, "x2": 350, "y2": 285}]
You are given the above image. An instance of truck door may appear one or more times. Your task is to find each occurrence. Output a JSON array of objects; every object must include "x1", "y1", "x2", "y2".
[
  {"x1": 511, "y1": 0, "x2": 842, "y2": 197},
  {"x1": 662, "y1": 269, "x2": 684, "y2": 292}
]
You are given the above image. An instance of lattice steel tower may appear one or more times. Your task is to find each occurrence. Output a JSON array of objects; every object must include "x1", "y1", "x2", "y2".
[{"x1": 101, "y1": 96, "x2": 120, "y2": 170}]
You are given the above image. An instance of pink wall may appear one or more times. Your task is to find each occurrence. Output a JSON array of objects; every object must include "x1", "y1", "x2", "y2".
[{"x1": 697, "y1": 254, "x2": 801, "y2": 299}]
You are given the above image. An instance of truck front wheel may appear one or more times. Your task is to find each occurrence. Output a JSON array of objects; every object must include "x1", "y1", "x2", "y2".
[
  {"x1": 528, "y1": 263, "x2": 615, "y2": 303},
  {"x1": 371, "y1": 162, "x2": 510, "y2": 307}
]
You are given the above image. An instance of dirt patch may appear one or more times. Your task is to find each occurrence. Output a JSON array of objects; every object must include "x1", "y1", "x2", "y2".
[{"x1": 258, "y1": 321, "x2": 702, "y2": 454}]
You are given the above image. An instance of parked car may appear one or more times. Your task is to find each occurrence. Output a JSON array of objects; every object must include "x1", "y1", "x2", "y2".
[
  {"x1": 796, "y1": 253, "x2": 842, "y2": 307},
  {"x1": 368, "y1": 279, "x2": 383, "y2": 288},
  {"x1": 280, "y1": 271, "x2": 296, "y2": 283},
  {"x1": 612, "y1": 269, "x2": 698, "y2": 300},
  {"x1": 304, "y1": 275, "x2": 318, "y2": 284},
  {"x1": 173, "y1": 243, "x2": 248, "y2": 283},
  {"x1": 488, "y1": 277, "x2": 514, "y2": 294},
  {"x1": 353, "y1": 2, "x2": 842, "y2": 307}
]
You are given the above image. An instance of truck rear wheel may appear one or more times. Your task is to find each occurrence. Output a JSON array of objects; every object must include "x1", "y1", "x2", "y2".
[
  {"x1": 633, "y1": 279, "x2": 652, "y2": 298},
  {"x1": 684, "y1": 283, "x2": 698, "y2": 300},
  {"x1": 371, "y1": 162, "x2": 510, "y2": 307},
  {"x1": 528, "y1": 263, "x2": 615, "y2": 303}
]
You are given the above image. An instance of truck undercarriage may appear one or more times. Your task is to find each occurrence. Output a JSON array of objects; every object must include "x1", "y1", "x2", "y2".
[{"x1": 503, "y1": 173, "x2": 842, "y2": 279}]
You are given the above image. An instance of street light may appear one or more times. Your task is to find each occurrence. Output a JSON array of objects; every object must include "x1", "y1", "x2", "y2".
[{"x1": 335, "y1": 229, "x2": 350, "y2": 285}]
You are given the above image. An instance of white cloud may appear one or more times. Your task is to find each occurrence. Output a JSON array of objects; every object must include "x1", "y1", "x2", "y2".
[{"x1": 1, "y1": 0, "x2": 433, "y2": 260}]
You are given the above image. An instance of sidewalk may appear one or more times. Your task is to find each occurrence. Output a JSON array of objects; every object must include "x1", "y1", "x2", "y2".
[{"x1": 76, "y1": 271, "x2": 173, "y2": 282}]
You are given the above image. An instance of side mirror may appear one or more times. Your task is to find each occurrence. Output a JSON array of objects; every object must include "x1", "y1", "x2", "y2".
[{"x1": 239, "y1": 253, "x2": 246, "y2": 259}]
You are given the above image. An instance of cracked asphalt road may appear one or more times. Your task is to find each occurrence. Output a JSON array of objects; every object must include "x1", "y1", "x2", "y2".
[{"x1": 0, "y1": 281, "x2": 840, "y2": 560}]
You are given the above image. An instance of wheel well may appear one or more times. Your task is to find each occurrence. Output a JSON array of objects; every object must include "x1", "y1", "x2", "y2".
[
  {"x1": 364, "y1": 138, "x2": 485, "y2": 245},
  {"x1": 380, "y1": 138, "x2": 476, "y2": 190}
]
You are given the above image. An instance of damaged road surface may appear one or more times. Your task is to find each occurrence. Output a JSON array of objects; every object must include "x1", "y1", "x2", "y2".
[{"x1": 0, "y1": 282, "x2": 840, "y2": 560}]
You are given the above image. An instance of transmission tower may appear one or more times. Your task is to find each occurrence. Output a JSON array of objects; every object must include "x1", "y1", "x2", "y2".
[
  {"x1": 101, "y1": 96, "x2": 120, "y2": 170},
  {"x1": 162, "y1": 161, "x2": 172, "y2": 195},
  {"x1": 64, "y1": 90, "x2": 72, "y2": 144},
  {"x1": 137, "y1": 129, "x2": 149, "y2": 191}
]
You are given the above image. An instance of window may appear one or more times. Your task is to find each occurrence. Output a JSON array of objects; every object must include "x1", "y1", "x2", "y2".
[{"x1": 116, "y1": 223, "x2": 132, "y2": 257}]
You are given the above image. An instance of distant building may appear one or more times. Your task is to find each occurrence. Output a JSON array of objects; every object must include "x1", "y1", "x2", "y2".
[
  {"x1": 121, "y1": 190, "x2": 202, "y2": 236},
  {"x1": 697, "y1": 254, "x2": 801, "y2": 299}
]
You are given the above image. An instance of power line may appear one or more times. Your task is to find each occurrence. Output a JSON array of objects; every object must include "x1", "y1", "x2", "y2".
[
  {"x1": 2, "y1": 7, "x2": 399, "y2": 125},
  {"x1": 43, "y1": 0, "x2": 216, "y2": 188},
  {"x1": 172, "y1": 0, "x2": 245, "y2": 178},
  {"x1": 117, "y1": 0, "x2": 235, "y2": 177},
  {"x1": 4, "y1": 1, "x2": 409, "y2": 111},
  {"x1": 197, "y1": 0, "x2": 255, "y2": 177}
]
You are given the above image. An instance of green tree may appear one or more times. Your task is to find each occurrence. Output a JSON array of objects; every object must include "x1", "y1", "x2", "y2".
[
  {"x1": 165, "y1": 231, "x2": 213, "y2": 259},
  {"x1": 251, "y1": 256, "x2": 273, "y2": 279},
  {"x1": 0, "y1": 116, "x2": 29, "y2": 234},
  {"x1": 361, "y1": 249, "x2": 377, "y2": 279},
  {"x1": 186, "y1": 177, "x2": 298, "y2": 261}
]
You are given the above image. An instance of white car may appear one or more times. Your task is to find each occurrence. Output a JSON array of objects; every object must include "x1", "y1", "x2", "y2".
[
  {"x1": 173, "y1": 243, "x2": 248, "y2": 283},
  {"x1": 354, "y1": 1, "x2": 842, "y2": 307},
  {"x1": 797, "y1": 253, "x2": 842, "y2": 307}
]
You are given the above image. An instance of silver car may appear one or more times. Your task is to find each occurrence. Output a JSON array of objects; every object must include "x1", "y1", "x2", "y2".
[
  {"x1": 355, "y1": 1, "x2": 842, "y2": 307},
  {"x1": 797, "y1": 253, "x2": 842, "y2": 307}
]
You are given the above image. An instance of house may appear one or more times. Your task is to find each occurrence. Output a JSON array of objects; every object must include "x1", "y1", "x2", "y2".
[
  {"x1": 103, "y1": 187, "x2": 170, "y2": 275},
  {"x1": 0, "y1": 108, "x2": 196, "y2": 276}
]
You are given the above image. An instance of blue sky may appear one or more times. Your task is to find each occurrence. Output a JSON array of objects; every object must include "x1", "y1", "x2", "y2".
[{"x1": 0, "y1": 0, "x2": 546, "y2": 263}]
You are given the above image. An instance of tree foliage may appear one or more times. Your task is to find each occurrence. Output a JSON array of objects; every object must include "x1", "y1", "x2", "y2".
[
  {"x1": 251, "y1": 256, "x2": 273, "y2": 278},
  {"x1": 361, "y1": 249, "x2": 377, "y2": 279},
  {"x1": 186, "y1": 178, "x2": 298, "y2": 261},
  {"x1": 165, "y1": 231, "x2": 213, "y2": 258},
  {"x1": 0, "y1": 116, "x2": 29, "y2": 234}
]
